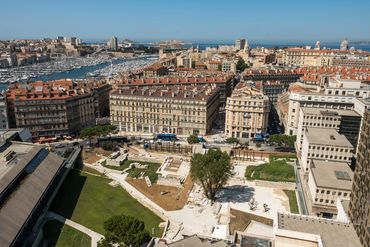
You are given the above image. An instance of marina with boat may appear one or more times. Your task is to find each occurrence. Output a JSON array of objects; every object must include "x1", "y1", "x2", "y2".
[{"x1": 0, "y1": 54, "x2": 158, "y2": 88}]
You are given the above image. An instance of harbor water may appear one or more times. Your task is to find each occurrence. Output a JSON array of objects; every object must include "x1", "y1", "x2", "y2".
[{"x1": 0, "y1": 55, "x2": 157, "y2": 91}]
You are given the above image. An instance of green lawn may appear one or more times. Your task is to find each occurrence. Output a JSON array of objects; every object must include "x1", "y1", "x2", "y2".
[
  {"x1": 103, "y1": 159, "x2": 161, "y2": 183},
  {"x1": 245, "y1": 155, "x2": 295, "y2": 182},
  {"x1": 50, "y1": 170, "x2": 163, "y2": 236},
  {"x1": 283, "y1": 190, "x2": 299, "y2": 214},
  {"x1": 43, "y1": 220, "x2": 91, "y2": 247}
]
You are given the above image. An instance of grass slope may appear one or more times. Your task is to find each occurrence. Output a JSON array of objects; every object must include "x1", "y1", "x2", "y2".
[
  {"x1": 283, "y1": 190, "x2": 299, "y2": 214},
  {"x1": 50, "y1": 170, "x2": 163, "y2": 236},
  {"x1": 43, "y1": 220, "x2": 91, "y2": 247}
]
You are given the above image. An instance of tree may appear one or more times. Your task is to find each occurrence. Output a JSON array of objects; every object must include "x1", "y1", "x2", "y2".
[
  {"x1": 187, "y1": 134, "x2": 200, "y2": 144},
  {"x1": 99, "y1": 214, "x2": 151, "y2": 247},
  {"x1": 80, "y1": 124, "x2": 117, "y2": 139},
  {"x1": 236, "y1": 58, "x2": 248, "y2": 72},
  {"x1": 226, "y1": 137, "x2": 239, "y2": 147},
  {"x1": 217, "y1": 64, "x2": 222, "y2": 71},
  {"x1": 269, "y1": 134, "x2": 296, "y2": 148},
  {"x1": 190, "y1": 149, "x2": 233, "y2": 202}
]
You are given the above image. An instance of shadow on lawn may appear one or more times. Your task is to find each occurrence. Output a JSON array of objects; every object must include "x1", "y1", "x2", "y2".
[
  {"x1": 42, "y1": 220, "x2": 64, "y2": 247},
  {"x1": 216, "y1": 185, "x2": 255, "y2": 203},
  {"x1": 50, "y1": 170, "x2": 87, "y2": 219}
]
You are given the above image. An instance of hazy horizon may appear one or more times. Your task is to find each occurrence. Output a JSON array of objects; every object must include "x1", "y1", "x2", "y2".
[{"x1": 1, "y1": 0, "x2": 370, "y2": 41}]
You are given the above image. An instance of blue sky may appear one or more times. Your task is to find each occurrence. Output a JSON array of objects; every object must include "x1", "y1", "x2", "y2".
[{"x1": 0, "y1": 0, "x2": 369, "y2": 42}]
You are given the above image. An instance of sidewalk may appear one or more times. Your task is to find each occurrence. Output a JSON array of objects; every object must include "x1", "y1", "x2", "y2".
[{"x1": 47, "y1": 211, "x2": 104, "y2": 247}]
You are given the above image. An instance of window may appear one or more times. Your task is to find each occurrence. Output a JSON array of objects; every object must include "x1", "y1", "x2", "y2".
[{"x1": 344, "y1": 193, "x2": 348, "y2": 197}]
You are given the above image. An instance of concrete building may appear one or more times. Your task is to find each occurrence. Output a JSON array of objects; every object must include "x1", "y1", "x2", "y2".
[
  {"x1": 325, "y1": 78, "x2": 370, "y2": 99},
  {"x1": 235, "y1": 39, "x2": 246, "y2": 50},
  {"x1": 301, "y1": 128, "x2": 353, "y2": 172},
  {"x1": 277, "y1": 82, "x2": 369, "y2": 136},
  {"x1": 296, "y1": 107, "x2": 361, "y2": 151},
  {"x1": 349, "y1": 108, "x2": 370, "y2": 247},
  {"x1": 340, "y1": 38, "x2": 349, "y2": 51},
  {"x1": 110, "y1": 85, "x2": 219, "y2": 136},
  {"x1": 307, "y1": 160, "x2": 353, "y2": 216},
  {"x1": 275, "y1": 213, "x2": 362, "y2": 247},
  {"x1": 110, "y1": 36, "x2": 118, "y2": 51},
  {"x1": 150, "y1": 235, "x2": 229, "y2": 247},
  {"x1": 225, "y1": 83, "x2": 270, "y2": 140},
  {"x1": 0, "y1": 141, "x2": 65, "y2": 246}
]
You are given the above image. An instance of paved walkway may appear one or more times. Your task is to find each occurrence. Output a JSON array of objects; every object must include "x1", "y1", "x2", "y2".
[{"x1": 47, "y1": 211, "x2": 104, "y2": 247}]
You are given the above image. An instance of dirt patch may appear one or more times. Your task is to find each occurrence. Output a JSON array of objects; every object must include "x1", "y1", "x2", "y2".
[
  {"x1": 229, "y1": 208, "x2": 273, "y2": 234},
  {"x1": 83, "y1": 150, "x2": 101, "y2": 164},
  {"x1": 83, "y1": 148, "x2": 113, "y2": 164},
  {"x1": 127, "y1": 176, "x2": 193, "y2": 211},
  {"x1": 94, "y1": 147, "x2": 113, "y2": 156}
]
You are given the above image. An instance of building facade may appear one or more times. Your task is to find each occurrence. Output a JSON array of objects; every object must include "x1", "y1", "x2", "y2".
[
  {"x1": 110, "y1": 85, "x2": 219, "y2": 136},
  {"x1": 110, "y1": 36, "x2": 118, "y2": 51},
  {"x1": 296, "y1": 107, "x2": 361, "y2": 150},
  {"x1": 235, "y1": 39, "x2": 246, "y2": 50},
  {"x1": 6, "y1": 79, "x2": 109, "y2": 139},
  {"x1": 301, "y1": 128, "x2": 353, "y2": 172},
  {"x1": 117, "y1": 76, "x2": 234, "y2": 110},
  {"x1": 225, "y1": 84, "x2": 270, "y2": 140},
  {"x1": 349, "y1": 108, "x2": 370, "y2": 247},
  {"x1": 307, "y1": 160, "x2": 353, "y2": 216},
  {"x1": 0, "y1": 93, "x2": 8, "y2": 129}
]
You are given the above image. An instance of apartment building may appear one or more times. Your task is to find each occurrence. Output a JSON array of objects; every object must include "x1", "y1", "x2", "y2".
[
  {"x1": 243, "y1": 68, "x2": 303, "y2": 86},
  {"x1": 255, "y1": 81, "x2": 286, "y2": 103},
  {"x1": 282, "y1": 48, "x2": 370, "y2": 67},
  {"x1": 0, "y1": 94, "x2": 8, "y2": 129},
  {"x1": 142, "y1": 64, "x2": 168, "y2": 77},
  {"x1": 222, "y1": 59, "x2": 236, "y2": 73},
  {"x1": 117, "y1": 76, "x2": 234, "y2": 110},
  {"x1": 110, "y1": 85, "x2": 219, "y2": 136},
  {"x1": 301, "y1": 128, "x2": 353, "y2": 172},
  {"x1": 225, "y1": 83, "x2": 270, "y2": 140},
  {"x1": 6, "y1": 79, "x2": 109, "y2": 139},
  {"x1": 307, "y1": 159, "x2": 353, "y2": 216},
  {"x1": 296, "y1": 107, "x2": 361, "y2": 150},
  {"x1": 283, "y1": 48, "x2": 335, "y2": 67},
  {"x1": 207, "y1": 61, "x2": 222, "y2": 71},
  {"x1": 349, "y1": 108, "x2": 370, "y2": 247},
  {"x1": 333, "y1": 58, "x2": 370, "y2": 68}
]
